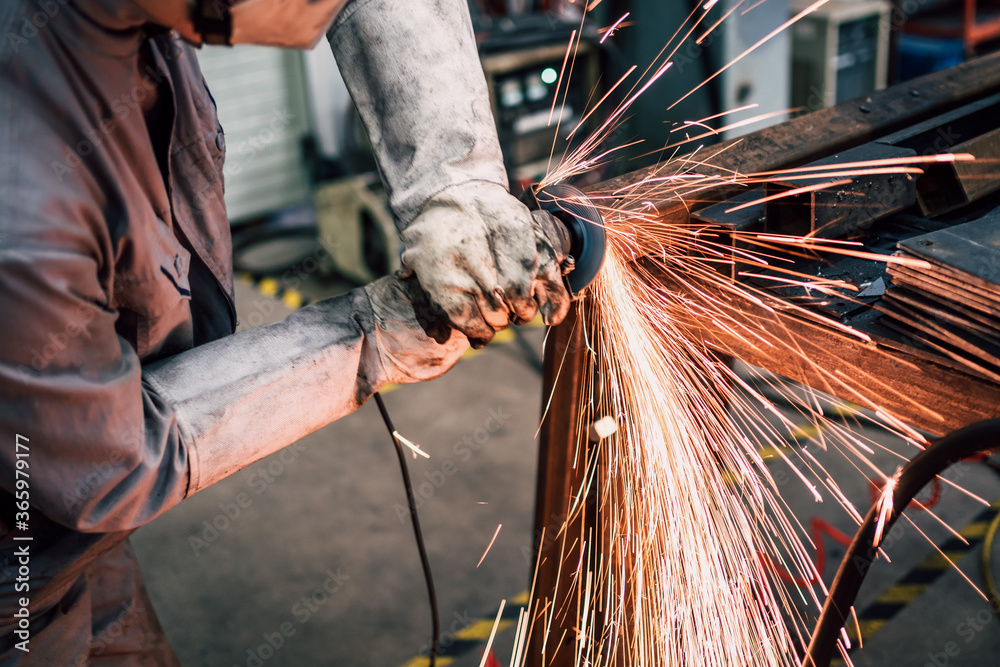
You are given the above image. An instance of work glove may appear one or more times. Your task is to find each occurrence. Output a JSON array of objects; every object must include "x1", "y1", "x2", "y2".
[
  {"x1": 144, "y1": 275, "x2": 466, "y2": 493},
  {"x1": 365, "y1": 274, "x2": 469, "y2": 382},
  {"x1": 401, "y1": 182, "x2": 573, "y2": 347},
  {"x1": 329, "y1": 0, "x2": 572, "y2": 347}
]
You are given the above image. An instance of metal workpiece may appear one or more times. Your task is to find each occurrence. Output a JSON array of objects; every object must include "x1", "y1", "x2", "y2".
[
  {"x1": 528, "y1": 305, "x2": 593, "y2": 666},
  {"x1": 877, "y1": 91, "x2": 1000, "y2": 215},
  {"x1": 914, "y1": 126, "x2": 1000, "y2": 215},
  {"x1": 881, "y1": 213, "x2": 1000, "y2": 381},
  {"x1": 690, "y1": 189, "x2": 766, "y2": 231},
  {"x1": 690, "y1": 190, "x2": 766, "y2": 281},
  {"x1": 530, "y1": 53, "x2": 1000, "y2": 667},
  {"x1": 585, "y1": 51, "x2": 1000, "y2": 227},
  {"x1": 762, "y1": 142, "x2": 918, "y2": 238}
]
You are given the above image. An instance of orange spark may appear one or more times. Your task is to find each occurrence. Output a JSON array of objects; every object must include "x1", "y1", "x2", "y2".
[
  {"x1": 599, "y1": 12, "x2": 630, "y2": 43},
  {"x1": 477, "y1": 523, "x2": 503, "y2": 568}
]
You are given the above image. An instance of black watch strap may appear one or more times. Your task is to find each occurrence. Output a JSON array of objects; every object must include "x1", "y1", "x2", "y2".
[{"x1": 191, "y1": 0, "x2": 234, "y2": 46}]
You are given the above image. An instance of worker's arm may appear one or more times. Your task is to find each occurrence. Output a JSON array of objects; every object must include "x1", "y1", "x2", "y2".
[
  {"x1": 329, "y1": 0, "x2": 571, "y2": 347},
  {"x1": 0, "y1": 189, "x2": 465, "y2": 534},
  {"x1": 143, "y1": 275, "x2": 466, "y2": 495},
  {"x1": 0, "y1": 2, "x2": 471, "y2": 537}
]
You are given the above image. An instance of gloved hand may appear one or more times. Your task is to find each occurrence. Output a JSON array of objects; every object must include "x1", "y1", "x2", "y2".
[
  {"x1": 365, "y1": 273, "x2": 469, "y2": 382},
  {"x1": 400, "y1": 182, "x2": 572, "y2": 347},
  {"x1": 329, "y1": 0, "x2": 572, "y2": 348}
]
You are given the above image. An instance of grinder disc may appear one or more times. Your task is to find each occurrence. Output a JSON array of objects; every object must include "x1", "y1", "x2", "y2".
[{"x1": 534, "y1": 184, "x2": 606, "y2": 295}]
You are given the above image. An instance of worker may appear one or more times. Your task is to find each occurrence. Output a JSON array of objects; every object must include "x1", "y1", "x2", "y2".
[{"x1": 0, "y1": 0, "x2": 572, "y2": 663}]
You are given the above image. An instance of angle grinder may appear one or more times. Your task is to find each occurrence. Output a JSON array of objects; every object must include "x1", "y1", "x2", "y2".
[{"x1": 523, "y1": 184, "x2": 607, "y2": 296}]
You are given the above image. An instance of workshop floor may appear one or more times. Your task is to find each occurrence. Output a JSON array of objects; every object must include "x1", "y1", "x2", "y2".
[{"x1": 131, "y1": 278, "x2": 1000, "y2": 666}]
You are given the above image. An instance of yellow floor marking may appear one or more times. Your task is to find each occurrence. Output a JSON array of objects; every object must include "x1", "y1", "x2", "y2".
[
  {"x1": 257, "y1": 277, "x2": 279, "y2": 296},
  {"x1": 454, "y1": 618, "x2": 513, "y2": 641},
  {"x1": 847, "y1": 618, "x2": 886, "y2": 641},
  {"x1": 757, "y1": 446, "x2": 787, "y2": 460},
  {"x1": 399, "y1": 657, "x2": 455, "y2": 667},
  {"x1": 961, "y1": 521, "x2": 988, "y2": 540},
  {"x1": 874, "y1": 583, "x2": 925, "y2": 604},
  {"x1": 917, "y1": 551, "x2": 967, "y2": 570},
  {"x1": 789, "y1": 423, "x2": 822, "y2": 440},
  {"x1": 282, "y1": 290, "x2": 303, "y2": 309},
  {"x1": 492, "y1": 328, "x2": 516, "y2": 344}
]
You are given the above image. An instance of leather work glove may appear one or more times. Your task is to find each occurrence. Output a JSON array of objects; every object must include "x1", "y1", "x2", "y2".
[
  {"x1": 400, "y1": 182, "x2": 572, "y2": 347},
  {"x1": 144, "y1": 275, "x2": 467, "y2": 493},
  {"x1": 329, "y1": 0, "x2": 571, "y2": 347},
  {"x1": 365, "y1": 274, "x2": 469, "y2": 382}
]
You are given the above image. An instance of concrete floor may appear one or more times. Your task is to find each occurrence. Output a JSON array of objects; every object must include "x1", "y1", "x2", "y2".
[{"x1": 131, "y1": 278, "x2": 1000, "y2": 666}]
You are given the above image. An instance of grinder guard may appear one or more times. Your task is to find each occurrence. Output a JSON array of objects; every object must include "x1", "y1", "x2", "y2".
[{"x1": 526, "y1": 184, "x2": 607, "y2": 296}]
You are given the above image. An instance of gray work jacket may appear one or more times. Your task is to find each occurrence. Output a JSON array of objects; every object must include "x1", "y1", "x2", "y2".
[{"x1": 0, "y1": 0, "x2": 245, "y2": 650}]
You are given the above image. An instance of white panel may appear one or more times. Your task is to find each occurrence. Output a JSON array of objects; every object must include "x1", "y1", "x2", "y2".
[
  {"x1": 196, "y1": 45, "x2": 313, "y2": 223},
  {"x1": 720, "y1": 0, "x2": 792, "y2": 139},
  {"x1": 303, "y1": 42, "x2": 354, "y2": 158}
]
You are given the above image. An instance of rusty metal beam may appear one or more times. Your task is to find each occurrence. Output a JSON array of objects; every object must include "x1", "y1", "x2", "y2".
[
  {"x1": 588, "y1": 52, "x2": 1000, "y2": 222},
  {"x1": 762, "y1": 143, "x2": 918, "y2": 238},
  {"x1": 528, "y1": 306, "x2": 591, "y2": 666},
  {"x1": 915, "y1": 127, "x2": 1000, "y2": 214},
  {"x1": 676, "y1": 274, "x2": 1000, "y2": 435}
]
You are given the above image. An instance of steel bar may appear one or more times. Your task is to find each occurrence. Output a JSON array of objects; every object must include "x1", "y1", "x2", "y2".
[
  {"x1": 670, "y1": 269, "x2": 1000, "y2": 435},
  {"x1": 528, "y1": 306, "x2": 591, "y2": 666},
  {"x1": 946, "y1": 127, "x2": 1000, "y2": 206},
  {"x1": 588, "y1": 52, "x2": 1000, "y2": 223},
  {"x1": 690, "y1": 189, "x2": 764, "y2": 281},
  {"x1": 762, "y1": 143, "x2": 918, "y2": 238}
]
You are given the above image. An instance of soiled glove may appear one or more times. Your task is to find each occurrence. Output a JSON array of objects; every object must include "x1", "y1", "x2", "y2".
[
  {"x1": 401, "y1": 182, "x2": 572, "y2": 346},
  {"x1": 366, "y1": 274, "x2": 469, "y2": 381},
  {"x1": 329, "y1": 0, "x2": 570, "y2": 347}
]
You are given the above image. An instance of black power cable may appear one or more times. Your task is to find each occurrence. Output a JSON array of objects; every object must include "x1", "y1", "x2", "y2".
[
  {"x1": 802, "y1": 418, "x2": 1000, "y2": 667},
  {"x1": 373, "y1": 392, "x2": 440, "y2": 665}
]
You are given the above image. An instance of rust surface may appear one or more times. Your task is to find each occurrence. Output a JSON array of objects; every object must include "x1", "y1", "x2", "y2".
[
  {"x1": 587, "y1": 52, "x2": 1000, "y2": 224},
  {"x1": 527, "y1": 307, "x2": 591, "y2": 666}
]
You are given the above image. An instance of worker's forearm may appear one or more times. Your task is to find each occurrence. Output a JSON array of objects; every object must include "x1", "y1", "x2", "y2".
[
  {"x1": 143, "y1": 288, "x2": 387, "y2": 495},
  {"x1": 328, "y1": 0, "x2": 507, "y2": 227}
]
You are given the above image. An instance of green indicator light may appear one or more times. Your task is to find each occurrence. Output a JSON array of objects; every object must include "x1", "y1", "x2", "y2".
[{"x1": 541, "y1": 67, "x2": 558, "y2": 85}]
